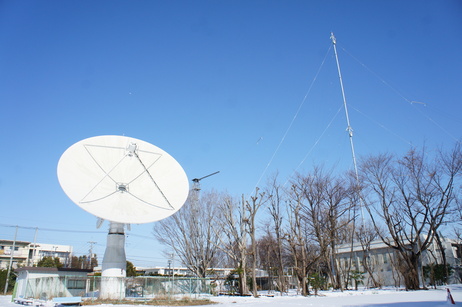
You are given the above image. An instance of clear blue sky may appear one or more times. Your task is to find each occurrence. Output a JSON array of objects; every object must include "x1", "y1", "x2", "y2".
[{"x1": 1, "y1": 0, "x2": 461, "y2": 267}]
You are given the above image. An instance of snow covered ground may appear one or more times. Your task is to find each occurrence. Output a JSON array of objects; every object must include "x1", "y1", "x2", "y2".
[{"x1": 1, "y1": 285, "x2": 460, "y2": 307}]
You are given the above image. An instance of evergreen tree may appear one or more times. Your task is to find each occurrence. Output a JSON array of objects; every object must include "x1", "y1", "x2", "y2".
[
  {"x1": 0, "y1": 269, "x2": 16, "y2": 293},
  {"x1": 37, "y1": 256, "x2": 62, "y2": 268},
  {"x1": 126, "y1": 260, "x2": 137, "y2": 276}
]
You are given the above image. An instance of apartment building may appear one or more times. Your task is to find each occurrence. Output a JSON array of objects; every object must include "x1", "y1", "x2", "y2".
[
  {"x1": 0, "y1": 239, "x2": 73, "y2": 269},
  {"x1": 0, "y1": 239, "x2": 30, "y2": 269}
]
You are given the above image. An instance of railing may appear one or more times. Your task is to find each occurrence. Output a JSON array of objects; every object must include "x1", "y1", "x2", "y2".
[{"x1": 20, "y1": 275, "x2": 215, "y2": 300}]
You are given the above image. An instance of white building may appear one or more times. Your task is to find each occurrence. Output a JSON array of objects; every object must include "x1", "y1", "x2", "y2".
[
  {"x1": 0, "y1": 240, "x2": 30, "y2": 269},
  {"x1": 29, "y1": 242, "x2": 73, "y2": 267},
  {"x1": 129, "y1": 266, "x2": 235, "y2": 278},
  {"x1": 0, "y1": 239, "x2": 73, "y2": 269},
  {"x1": 335, "y1": 237, "x2": 462, "y2": 288}
]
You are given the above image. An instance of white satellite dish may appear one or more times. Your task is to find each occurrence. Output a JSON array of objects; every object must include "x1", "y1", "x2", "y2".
[
  {"x1": 57, "y1": 135, "x2": 189, "y2": 299},
  {"x1": 57, "y1": 135, "x2": 189, "y2": 224}
]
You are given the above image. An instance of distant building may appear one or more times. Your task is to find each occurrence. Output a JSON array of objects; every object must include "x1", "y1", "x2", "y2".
[
  {"x1": 335, "y1": 237, "x2": 462, "y2": 288},
  {"x1": 0, "y1": 239, "x2": 73, "y2": 269},
  {"x1": 0, "y1": 239, "x2": 30, "y2": 269},
  {"x1": 30, "y1": 242, "x2": 73, "y2": 267},
  {"x1": 131, "y1": 266, "x2": 235, "y2": 278}
]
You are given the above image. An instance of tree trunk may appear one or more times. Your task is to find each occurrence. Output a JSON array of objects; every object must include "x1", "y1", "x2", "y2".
[
  {"x1": 433, "y1": 231, "x2": 449, "y2": 283},
  {"x1": 398, "y1": 253, "x2": 421, "y2": 290},
  {"x1": 251, "y1": 244, "x2": 258, "y2": 297},
  {"x1": 238, "y1": 261, "x2": 248, "y2": 296},
  {"x1": 246, "y1": 190, "x2": 266, "y2": 298},
  {"x1": 296, "y1": 268, "x2": 309, "y2": 296}
]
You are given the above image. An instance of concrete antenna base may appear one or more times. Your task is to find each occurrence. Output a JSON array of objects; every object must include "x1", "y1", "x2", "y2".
[{"x1": 100, "y1": 222, "x2": 126, "y2": 300}]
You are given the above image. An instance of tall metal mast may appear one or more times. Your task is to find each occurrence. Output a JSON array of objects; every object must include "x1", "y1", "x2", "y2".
[
  {"x1": 192, "y1": 171, "x2": 220, "y2": 192},
  {"x1": 330, "y1": 33, "x2": 364, "y2": 223},
  {"x1": 191, "y1": 171, "x2": 220, "y2": 211}
]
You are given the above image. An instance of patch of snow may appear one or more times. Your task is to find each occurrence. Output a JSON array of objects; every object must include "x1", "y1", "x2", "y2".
[{"x1": 1, "y1": 285, "x2": 460, "y2": 307}]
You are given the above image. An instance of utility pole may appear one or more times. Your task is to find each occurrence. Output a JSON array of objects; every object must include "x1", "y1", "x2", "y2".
[
  {"x1": 28, "y1": 227, "x2": 38, "y2": 267},
  {"x1": 88, "y1": 241, "x2": 96, "y2": 269},
  {"x1": 170, "y1": 253, "x2": 175, "y2": 283},
  {"x1": 4, "y1": 226, "x2": 18, "y2": 294}
]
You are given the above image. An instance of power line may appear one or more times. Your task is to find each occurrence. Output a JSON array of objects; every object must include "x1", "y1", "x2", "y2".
[
  {"x1": 0, "y1": 223, "x2": 106, "y2": 234},
  {"x1": 0, "y1": 223, "x2": 159, "y2": 248}
]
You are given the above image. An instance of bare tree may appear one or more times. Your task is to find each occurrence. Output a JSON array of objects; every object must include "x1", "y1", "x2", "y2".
[
  {"x1": 293, "y1": 168, "x2": 352, "y2": 290},
  {"x1": 214, "y1": 195, "x2": 249, "y2": 295},
  {"x1": 153, "y1": 190, "x2": 223, "y2": 278},
  {"x1": 355, "y1": 223, "x2": 382, "y2": 288},
  {"x1": 266, "y1": 175, "x2": 288, "y2": 294},
  {"x1": 286, "y1": 184, "x2": 309, "y2": 296},
  {"x1": 257, "y1": 224, "x2": 289, "y2": 294},
  {"x1": 246, "y1": 188, "x2": 268, "y2": 297},
  {"x1": 286, "y1": 176, "x2": 325, "y2": 296},
  {"x1": 323, "y1": 174, "x2": 353, "y2": 290},
  {"x1": 360, "y1": 145, "x2": 462, "y2": 290}
]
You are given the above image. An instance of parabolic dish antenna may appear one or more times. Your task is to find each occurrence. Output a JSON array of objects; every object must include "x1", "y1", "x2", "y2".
[{"x1": 57, "y1": 135, "x2": 189, "y2": 224}]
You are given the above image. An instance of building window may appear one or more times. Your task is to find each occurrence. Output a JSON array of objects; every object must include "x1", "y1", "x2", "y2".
[
  {"x1": 452, "y1": 243, "x2": 462, "y2": 259},
  {"x1": 383, "y1": 253, "x2": 388, "y2": 264},
  {"x1": 67, "y1": 279, "x2": 86, "y2": 290}
]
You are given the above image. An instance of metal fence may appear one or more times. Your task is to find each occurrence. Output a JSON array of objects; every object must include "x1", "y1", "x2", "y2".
[{"x1": 19, "y1": 275, "x2": 215, "y2": 300}]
